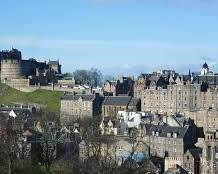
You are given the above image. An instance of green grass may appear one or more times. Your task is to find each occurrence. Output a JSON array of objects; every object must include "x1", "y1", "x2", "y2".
[{"x1": 0, "y1": 83, "x2": 64, "y2": 112}]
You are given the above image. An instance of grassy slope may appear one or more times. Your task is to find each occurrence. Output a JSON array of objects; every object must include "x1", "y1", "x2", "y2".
[{"x1": 0, "y1": 84, "x2": 64, "y2": 112}]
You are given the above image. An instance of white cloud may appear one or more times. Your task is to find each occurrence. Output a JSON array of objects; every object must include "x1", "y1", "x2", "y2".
[
  {"x1": 0, "y1": 36, "x2": 173, "y2": 49},
  {"x1": 1, "y1": 35, "x2": 218, "y2": 53}
]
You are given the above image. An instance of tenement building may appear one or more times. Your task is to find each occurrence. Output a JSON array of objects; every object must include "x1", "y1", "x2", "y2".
[
  {"x1": 134, "y1": 63, "x2": 218, "y2": 116},
  {"x1": 0, "y1": 48, "x2": 62, "y2": 87},
  {"x1": 60, "y1": 93, "x2": 104, "y2": 123},
  {"x1": 141, "y1": 123, "x2": 199, "y2": 173}
]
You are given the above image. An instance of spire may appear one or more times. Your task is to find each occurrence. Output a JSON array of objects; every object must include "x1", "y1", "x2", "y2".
[
  {"x1": 188, "y1": 69, "x2": 191, "y2": 76},
  {"x1": 202, "y1": 62, "x2": 209, "y2": 69}
]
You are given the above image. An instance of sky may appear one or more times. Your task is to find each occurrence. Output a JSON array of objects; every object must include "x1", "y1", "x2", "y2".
[{"x1": 1, "y1": 0, "x2": 218, "y2": 75}]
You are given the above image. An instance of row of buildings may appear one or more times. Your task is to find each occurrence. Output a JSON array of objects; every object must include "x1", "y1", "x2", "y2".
[
  {"x1": 60, "y1": 94, "x2": 141, "y2": 124},
  {"x1": 59, "y1": 62, "x2": 218, "y2": 173}
]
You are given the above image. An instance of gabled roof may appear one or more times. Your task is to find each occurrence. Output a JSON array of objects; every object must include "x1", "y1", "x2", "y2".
[
  {"x1": 103, "y1": 96, "x2": 132, "y2": 106},
  {"x1": 103, "y1": 96, "x2": 139, "y2": 106},
  {"x1": 186, "y1": 147, "x2": 202, "y2": 159},
  {"x1": 48, "y1": 60, "x2": 59, "y2": 65},
  {"x1": 61, "y1": 94, "x2": 96, "y2": 101},
  {"x1": 128, "y1": 98, "x2": 140, "y2": 106},
  {"x1": 0, "y1": 108, "x2": 32, "y2": 118},
  {"x1": 171, "y1": 114, "x2": 190, "y2": 127},
  {"x1": 147, "y1": 124, "x2": 189, "y2": 139}
]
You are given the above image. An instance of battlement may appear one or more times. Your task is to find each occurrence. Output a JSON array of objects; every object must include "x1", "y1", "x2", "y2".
[{"x1": 0, "y1": 48, "x2": 22, "y2": 60}]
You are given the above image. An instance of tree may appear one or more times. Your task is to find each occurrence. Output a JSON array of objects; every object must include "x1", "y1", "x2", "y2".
[
  {"x1": 90, "y1": 68, "x2": 103, "y2": 87},
  {"x1": 73, "y1": 68, "x2": 103, "y2": 87}
]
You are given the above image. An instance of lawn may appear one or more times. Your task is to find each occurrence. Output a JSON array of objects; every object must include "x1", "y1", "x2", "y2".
[{"x1": 0, "y1": 83, "x2": 64, "y2": 112}]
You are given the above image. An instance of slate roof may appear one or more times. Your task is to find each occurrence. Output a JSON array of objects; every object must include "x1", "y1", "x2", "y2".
[
  {"x1": 193, "y1": 75, "x2": 218, "y2": 85},
  {"x1": 103, "y1": 96, "x2": 131, "y2": 106},
  {"x1": 171, "y1": 114, "x2": 190, "y2": 127},
  {"x1": 61, "y1": 94, "x2": 96, "y2": 101},
  {"x1": 0, "y1": 108, "x2": 32, "y2": 118},
  {"x1": 147, "y1": 124, "x2": 189, "y2": 139},
  {"x1": 103, "y1": 96, "x2": 139, "y2": 106},
  {"x1": 48, "y1": 60, "x2": 59, "y2": 65},
  {"x1": 188, "y1": 148, "x2": 202, "y2": 159},
  {"x1": 128, "y1": 98, "x2": 140, "y2": 106}
]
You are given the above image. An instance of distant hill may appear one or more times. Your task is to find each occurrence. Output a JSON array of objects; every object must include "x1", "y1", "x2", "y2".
[{"x1": 0, "y1": 83, "x2": 64, "y2": 112}]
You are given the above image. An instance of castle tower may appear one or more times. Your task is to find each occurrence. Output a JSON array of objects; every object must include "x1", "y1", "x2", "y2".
[{"x1": 0, "y1": 49, "x2": 22, "y2": 82}]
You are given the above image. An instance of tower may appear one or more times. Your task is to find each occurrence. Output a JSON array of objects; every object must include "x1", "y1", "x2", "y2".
[
  {"x1": 201, "y1": 62, "x2": 209, "y2": 75},
  {"x1": 0, "y1": 49, "x2": 22, "y2": 82}
]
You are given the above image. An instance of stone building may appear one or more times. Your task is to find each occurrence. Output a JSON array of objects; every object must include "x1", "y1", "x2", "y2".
[
  {"x1": 140, "y1": 123, "x2": 198, "y2": 172},
  {"x1": 142, "y1": 124, "x2": 197, "y2": 159},
  {"x1": 183, "y1": 148, "x2": 202, "y2": 174},
  {"x1": 102, "y1": 96, "x2": 141, "y2": 118},
  {"x1": 140, "y1": 76, "x2": 218, "y2": 116},
  {"x1": 141, "y1": 77, "x2": 197, "y2": 115},
  {"x1": 0, "y1": 48, "x2": 62, "y2": 86},
  {"x1": 103, "y1": 80, "x2": 116, "y2": 96},
  {"x1": 60, "y1": 93, "x2": 104, "y2": 123},
  {"x1": 201, "y1": 131, "x2": 218, "y2": 174},
  {"x1": 184, "y1": 109, "x2": 218, "y2": 131},
  {"x1": 48, "y1": 60, "x2": 61, "y2": 75},
  {"x1": 134, "y1": 74, "x2": 151, "y2": 98},
  {"x1": 134, "y1": 63, "x2": 218, "y2": 117},
  {"x1": 103, "y1": 76, "x2": 134, "y2": 96}
]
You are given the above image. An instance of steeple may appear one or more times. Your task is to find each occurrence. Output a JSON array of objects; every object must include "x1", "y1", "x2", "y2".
[{"x1": 201, "y1": 62, "x2": 209, "y2": 75}]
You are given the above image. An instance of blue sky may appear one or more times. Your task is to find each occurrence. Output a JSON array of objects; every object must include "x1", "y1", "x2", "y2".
[{"x1": 1, "y1": 0, "x2": 218, "y2": 75}]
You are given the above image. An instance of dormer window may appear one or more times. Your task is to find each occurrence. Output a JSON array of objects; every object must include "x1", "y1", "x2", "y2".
[
  {"x1": 167, "y1": 133, "x2": 171, "y2": 138},
  {"x1": 173, "y1": 132, "x2": 178, "y2": 138},
  {"x1": 156, "y1": 131, "x2": 159, "y2": 136}
]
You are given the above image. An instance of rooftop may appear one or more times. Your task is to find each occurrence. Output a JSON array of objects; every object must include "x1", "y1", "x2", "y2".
[
  {"x1": 61, "y1": 94, "x2": 96, "y2": 101},
  {"x1": 147, "y1": 124, "x2": 189, "y2": 139},
  {"x1": 103, "y1": 96, "x2": 139, "y2": 106}
]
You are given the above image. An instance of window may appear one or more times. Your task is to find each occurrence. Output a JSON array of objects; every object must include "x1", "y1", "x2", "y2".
[{"x1": 208, "y1": 146, "x2": 211, "y2": 160}]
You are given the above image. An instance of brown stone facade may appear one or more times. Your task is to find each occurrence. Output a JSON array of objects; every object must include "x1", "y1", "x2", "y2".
[{"x1": 60, "y1": 94, "x2": 104, "y2": 124}]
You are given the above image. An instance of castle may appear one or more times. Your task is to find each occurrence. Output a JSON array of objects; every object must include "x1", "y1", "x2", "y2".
[{"x1": 0, "y1": 48, "x2": 62, "y2": 87}]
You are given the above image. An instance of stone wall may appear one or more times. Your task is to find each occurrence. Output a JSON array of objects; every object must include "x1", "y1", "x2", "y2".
[
  {"x1": 6, "y1": 78, "x2": 30, "y2": 88},
  {"x1": 1, "y1": 59, "x2": 22, "y2": 81},
  {"x1": 165, "y1": 157, "x2": 183, "y2": 171}
]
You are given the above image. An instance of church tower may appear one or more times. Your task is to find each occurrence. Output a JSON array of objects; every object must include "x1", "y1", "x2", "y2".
[{"x1": 201, "y1": 62, "x2": 209, "y2": 75}]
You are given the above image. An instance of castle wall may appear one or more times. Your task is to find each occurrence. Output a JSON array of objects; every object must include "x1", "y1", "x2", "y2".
[
  {"x1": 1, "y1": 59, "x2": 22, "y2": 81},
  {"x1": 20, "y1": 60, "x2": 47, "y2": 78},
  {"x1": 6, "y1": 78, "x2": 30, "y2": 88}
]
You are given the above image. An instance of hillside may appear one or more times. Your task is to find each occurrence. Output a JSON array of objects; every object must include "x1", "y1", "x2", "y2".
[{"x1": 0, "y1": 83, "x2": 64, "y2": 112}]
